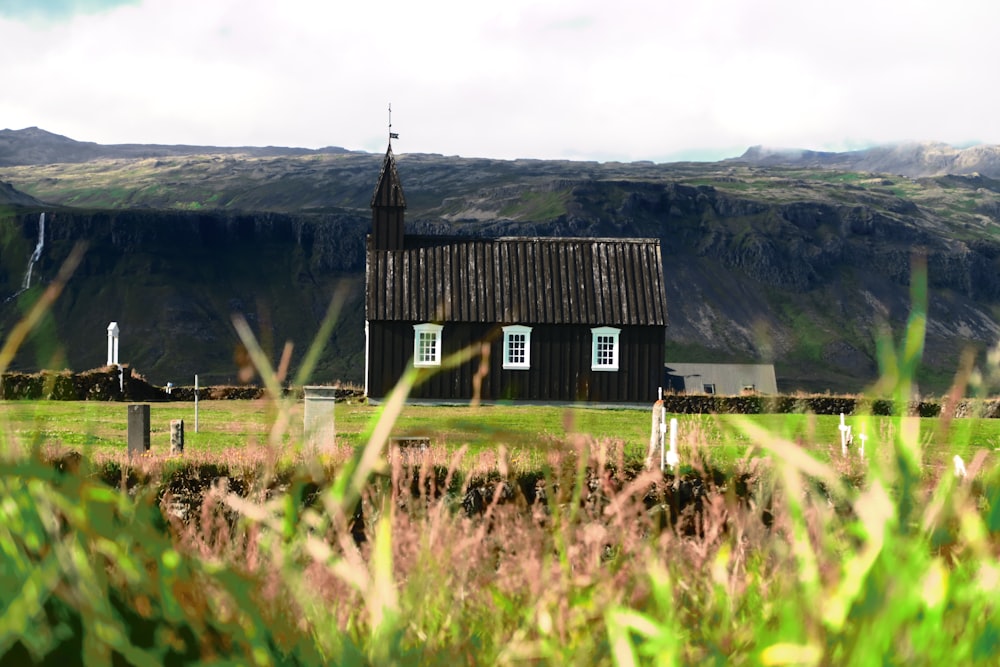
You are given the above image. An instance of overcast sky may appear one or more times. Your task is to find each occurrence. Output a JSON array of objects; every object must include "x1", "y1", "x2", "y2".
[{"x1": 3, "y1": 0, "x2": 999, "y2": 162}]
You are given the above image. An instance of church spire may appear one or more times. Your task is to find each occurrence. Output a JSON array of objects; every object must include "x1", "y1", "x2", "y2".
[
  {"x1": 370, "y1": 143, "x2": 406, "y2": 210},
  {"x1": 371, "y1": 106, "x2": 406, "y2": 250}
]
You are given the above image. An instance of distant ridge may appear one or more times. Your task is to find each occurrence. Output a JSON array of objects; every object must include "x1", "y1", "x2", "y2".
[
  {"x1": 0, "y1": 180, "x2": 43, "y2": 207},
  {"x1": 9, "y1": 127, "x2": 1000, "y2": 179},
  {"x1": 2, "y1": 127, "x2": 1000, "y2": 393},
  {"x1": 733, "y1": 141, "x2": 1000, "y2": 178},
  {"x1": 0, "y1": 127, "x2": 357, "y2": 167}
]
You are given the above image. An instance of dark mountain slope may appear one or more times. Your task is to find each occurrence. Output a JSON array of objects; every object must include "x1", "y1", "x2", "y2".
[
  {"x1": 2, "y1": 131, "x2": 1000, "y2": 393},
  {"x1": 0, "y1": 181, "x2": 44, "y2": 207},
  {"x1": 0, "y1": 208, "x2": 367, "y2": 385}
]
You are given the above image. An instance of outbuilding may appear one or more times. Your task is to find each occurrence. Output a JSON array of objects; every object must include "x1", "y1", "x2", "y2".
[{"x1": 663, "y1": 362, "x2": 778, "y2": 395}]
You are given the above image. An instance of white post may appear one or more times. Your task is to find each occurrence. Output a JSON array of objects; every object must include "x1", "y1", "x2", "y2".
[
  {"x1": 649, "y1": 401, "x2": 664, "y2": 469},
  {"x1": 666, "y1": 417, "x2": 679, "y2": 471},
  {"x1": 858, "y1": 432, "x2": 867, "y2": 460},
  {"x1": 838, "y1": 413, "x2": 850, "y2": 456},
  {"x1": 658, "y1": 410, "x2": 666, "y2": 471},
  {"x1": 194, "y1": 374, "x2": 199, "y2": 433},
  {"x1": 106, "y1": 322, "x2": 120, "y2": 366}
]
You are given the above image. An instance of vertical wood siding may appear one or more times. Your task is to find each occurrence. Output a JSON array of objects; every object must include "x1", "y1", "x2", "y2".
[{"x1": 368, "y1": 322, "x2": 665, "y2": 403}]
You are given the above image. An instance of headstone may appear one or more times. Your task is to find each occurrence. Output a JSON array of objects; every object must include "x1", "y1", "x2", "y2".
[
  {"x1": 303, "y1": 386, "x2": 337, "y2": 450},
  {"x1": 127, "y1": 404, "x2": 150, "y2": 457},
  {"x1": 170, "y1": 419, "x2": 184, "y2": 454},
  {"x1": 390, "y1": 436, "x2": 430, "y2": 464}
]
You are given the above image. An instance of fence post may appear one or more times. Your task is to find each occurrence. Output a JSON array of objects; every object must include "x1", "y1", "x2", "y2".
[{"x1": 194, "y1": 374, "x2": 199, "y2": 433}]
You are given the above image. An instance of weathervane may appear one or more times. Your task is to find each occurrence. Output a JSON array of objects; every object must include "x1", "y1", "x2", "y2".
[{"x1": 388, "y1": 103, "x2": 399, "y2": 144}]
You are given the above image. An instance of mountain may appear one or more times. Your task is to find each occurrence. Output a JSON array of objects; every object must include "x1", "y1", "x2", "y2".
[
  {"x1": 736, "y1": 142, "x2": 1000, "y2": 178},
  {"x1": 1, "y1": 130, "x2": 999, "y2": 395},
  {"x1": 0, "y1": 126, "x2": 354, "y2": 167}
]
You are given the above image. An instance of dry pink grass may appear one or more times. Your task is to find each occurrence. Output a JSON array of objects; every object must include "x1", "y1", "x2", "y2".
[{"x1": 147, "y1": 435, "x2": 792, "y2": 659}]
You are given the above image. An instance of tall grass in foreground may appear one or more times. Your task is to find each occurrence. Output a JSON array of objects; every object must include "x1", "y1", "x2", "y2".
[{"x1": 1, "y1": 267, "x2": 999, "y2": 664}]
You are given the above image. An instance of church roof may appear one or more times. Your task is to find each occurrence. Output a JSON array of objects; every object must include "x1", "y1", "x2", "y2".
[
  {"x1": 370, "y1": 145, "x2": 407, "y2": 209},
  {"x1": 367, "y1": 235, "x2": 667, "y2": 326}
]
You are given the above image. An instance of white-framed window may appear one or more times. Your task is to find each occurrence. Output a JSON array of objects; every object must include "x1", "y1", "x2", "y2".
[
  {"x1": 502, "y1": 325, "x2": 532, "y2": 370},
  {"x1": 590, "y1": 326, "x2": 620, "y2": 371},
  {"x1": 412, "y1": 323, "x2": 443, "y2": 367}
]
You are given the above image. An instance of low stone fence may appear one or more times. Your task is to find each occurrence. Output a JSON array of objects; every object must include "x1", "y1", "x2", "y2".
[
  {"x1": 2, "y1": 369, "x2": 997, "y2": 416},
  {"x1": 657, "y1": 393, "x2": 1000, "y2": 418},
  {"x1": 1, "y1": 367, "x2": 132, "y2": 401},
  {"x1": 0, "y1": 367, "x2": 364, "y2": 402}
]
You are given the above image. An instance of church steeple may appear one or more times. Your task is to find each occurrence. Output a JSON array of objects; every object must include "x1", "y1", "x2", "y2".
[{"x1": 370, "y1": 110, "x2": 406, "y2": 250}]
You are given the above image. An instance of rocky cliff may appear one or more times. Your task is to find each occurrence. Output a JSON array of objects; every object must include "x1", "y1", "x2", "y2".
[
  {"x1": 0, "y1": 207, "x2": 368, "y2": 385},
  {"x1": 2, "y1": 131, "x2": 1000, "y2": 394}
]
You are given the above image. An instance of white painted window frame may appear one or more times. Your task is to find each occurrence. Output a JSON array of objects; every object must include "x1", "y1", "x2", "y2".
[
  {"x1": 502, "y1": 325, "x2": 532, "y2": 370},
  {"x1": 590, "y1": 326, "x2": 621, "y2": 371},
  {"x1": 412, "y1": 323, "x2": 443, "y2": 367}
]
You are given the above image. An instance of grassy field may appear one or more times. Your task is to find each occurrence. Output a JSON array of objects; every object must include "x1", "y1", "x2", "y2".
[
  {"x1": 2, "y1": 390, "x2": 999, "y2": 664},
  {"x1": 2, "y1": 398, "x2": 997, "y2": 474}
]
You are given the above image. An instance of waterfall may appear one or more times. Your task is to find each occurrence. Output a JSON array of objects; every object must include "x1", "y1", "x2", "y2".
[{"x1": 21, "y1": 212, "x2": 45, "y2": 291}]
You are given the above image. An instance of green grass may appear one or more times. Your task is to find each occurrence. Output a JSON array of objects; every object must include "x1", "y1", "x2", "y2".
[
  {"x1": 780, "y1": 303, "x2": 830, "y2": 362},
  {"x1": 2, "y1": 390, "x2": 999, "y2": 664},
  {"x1": 497, "y1": 190, "x2": 570, "y2": 220},
  {"x1": 3, "y1": 260, "x2": 1000, "y2": 664},
  {"x1": 3, "y1": 399, "x2": 996, "y2": 475}
]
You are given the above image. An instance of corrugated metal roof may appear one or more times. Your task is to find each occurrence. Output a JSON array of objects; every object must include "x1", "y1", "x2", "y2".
[
  {"x1": 663, "y1": 363, "x2": 779, "y2": 395},
  {"x1": 367, "y1": 236, "x2": 667, "y2": 326}
]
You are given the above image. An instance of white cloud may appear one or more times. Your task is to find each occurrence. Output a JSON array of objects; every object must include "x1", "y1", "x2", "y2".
[{"x1": 2, "y1": 0, "x2": 1000, "y2": 161}]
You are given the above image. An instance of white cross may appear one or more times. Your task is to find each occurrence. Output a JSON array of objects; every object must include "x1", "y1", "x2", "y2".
[
  {"x1": 838, "y1": 413, "x2": 852, "y2": 456},
  {"x1": 954, "y1": 455, "x2": 967, "y2": 479},
  {"x1": 857, "y1": 433, "x2": 867, "y2": 460}
]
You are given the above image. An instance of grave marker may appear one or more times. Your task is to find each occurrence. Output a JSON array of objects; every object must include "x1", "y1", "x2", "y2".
[
  {"x1": 303, "y1": 385, "x2": 337, "y2": 450},
  {"x1": 838, "y1": 413, "x2": 852, "y2": 456},
  {"x1": 665, "y1": 417, "x2": 679, "y2": 471},
  {"x1": 107, "y1": 322, "x2": 120, "y2": 366},
  {"x1": 648, "y1": 400, "x2": 665, "y2": 468},
  {"x1": 127, "y1": 404, "x2": 150, "y2": 457},
  {"x1": 954, "y1": 454, "x2": 967, "y2": 479},
  {"x1": 170, "y1": 419, "x2": 184, "y2": 454}
]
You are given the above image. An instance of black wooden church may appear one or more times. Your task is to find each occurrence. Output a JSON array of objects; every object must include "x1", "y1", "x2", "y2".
[{"x1": 364, "y1": 144, "x2": 668, "y2": 403}]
